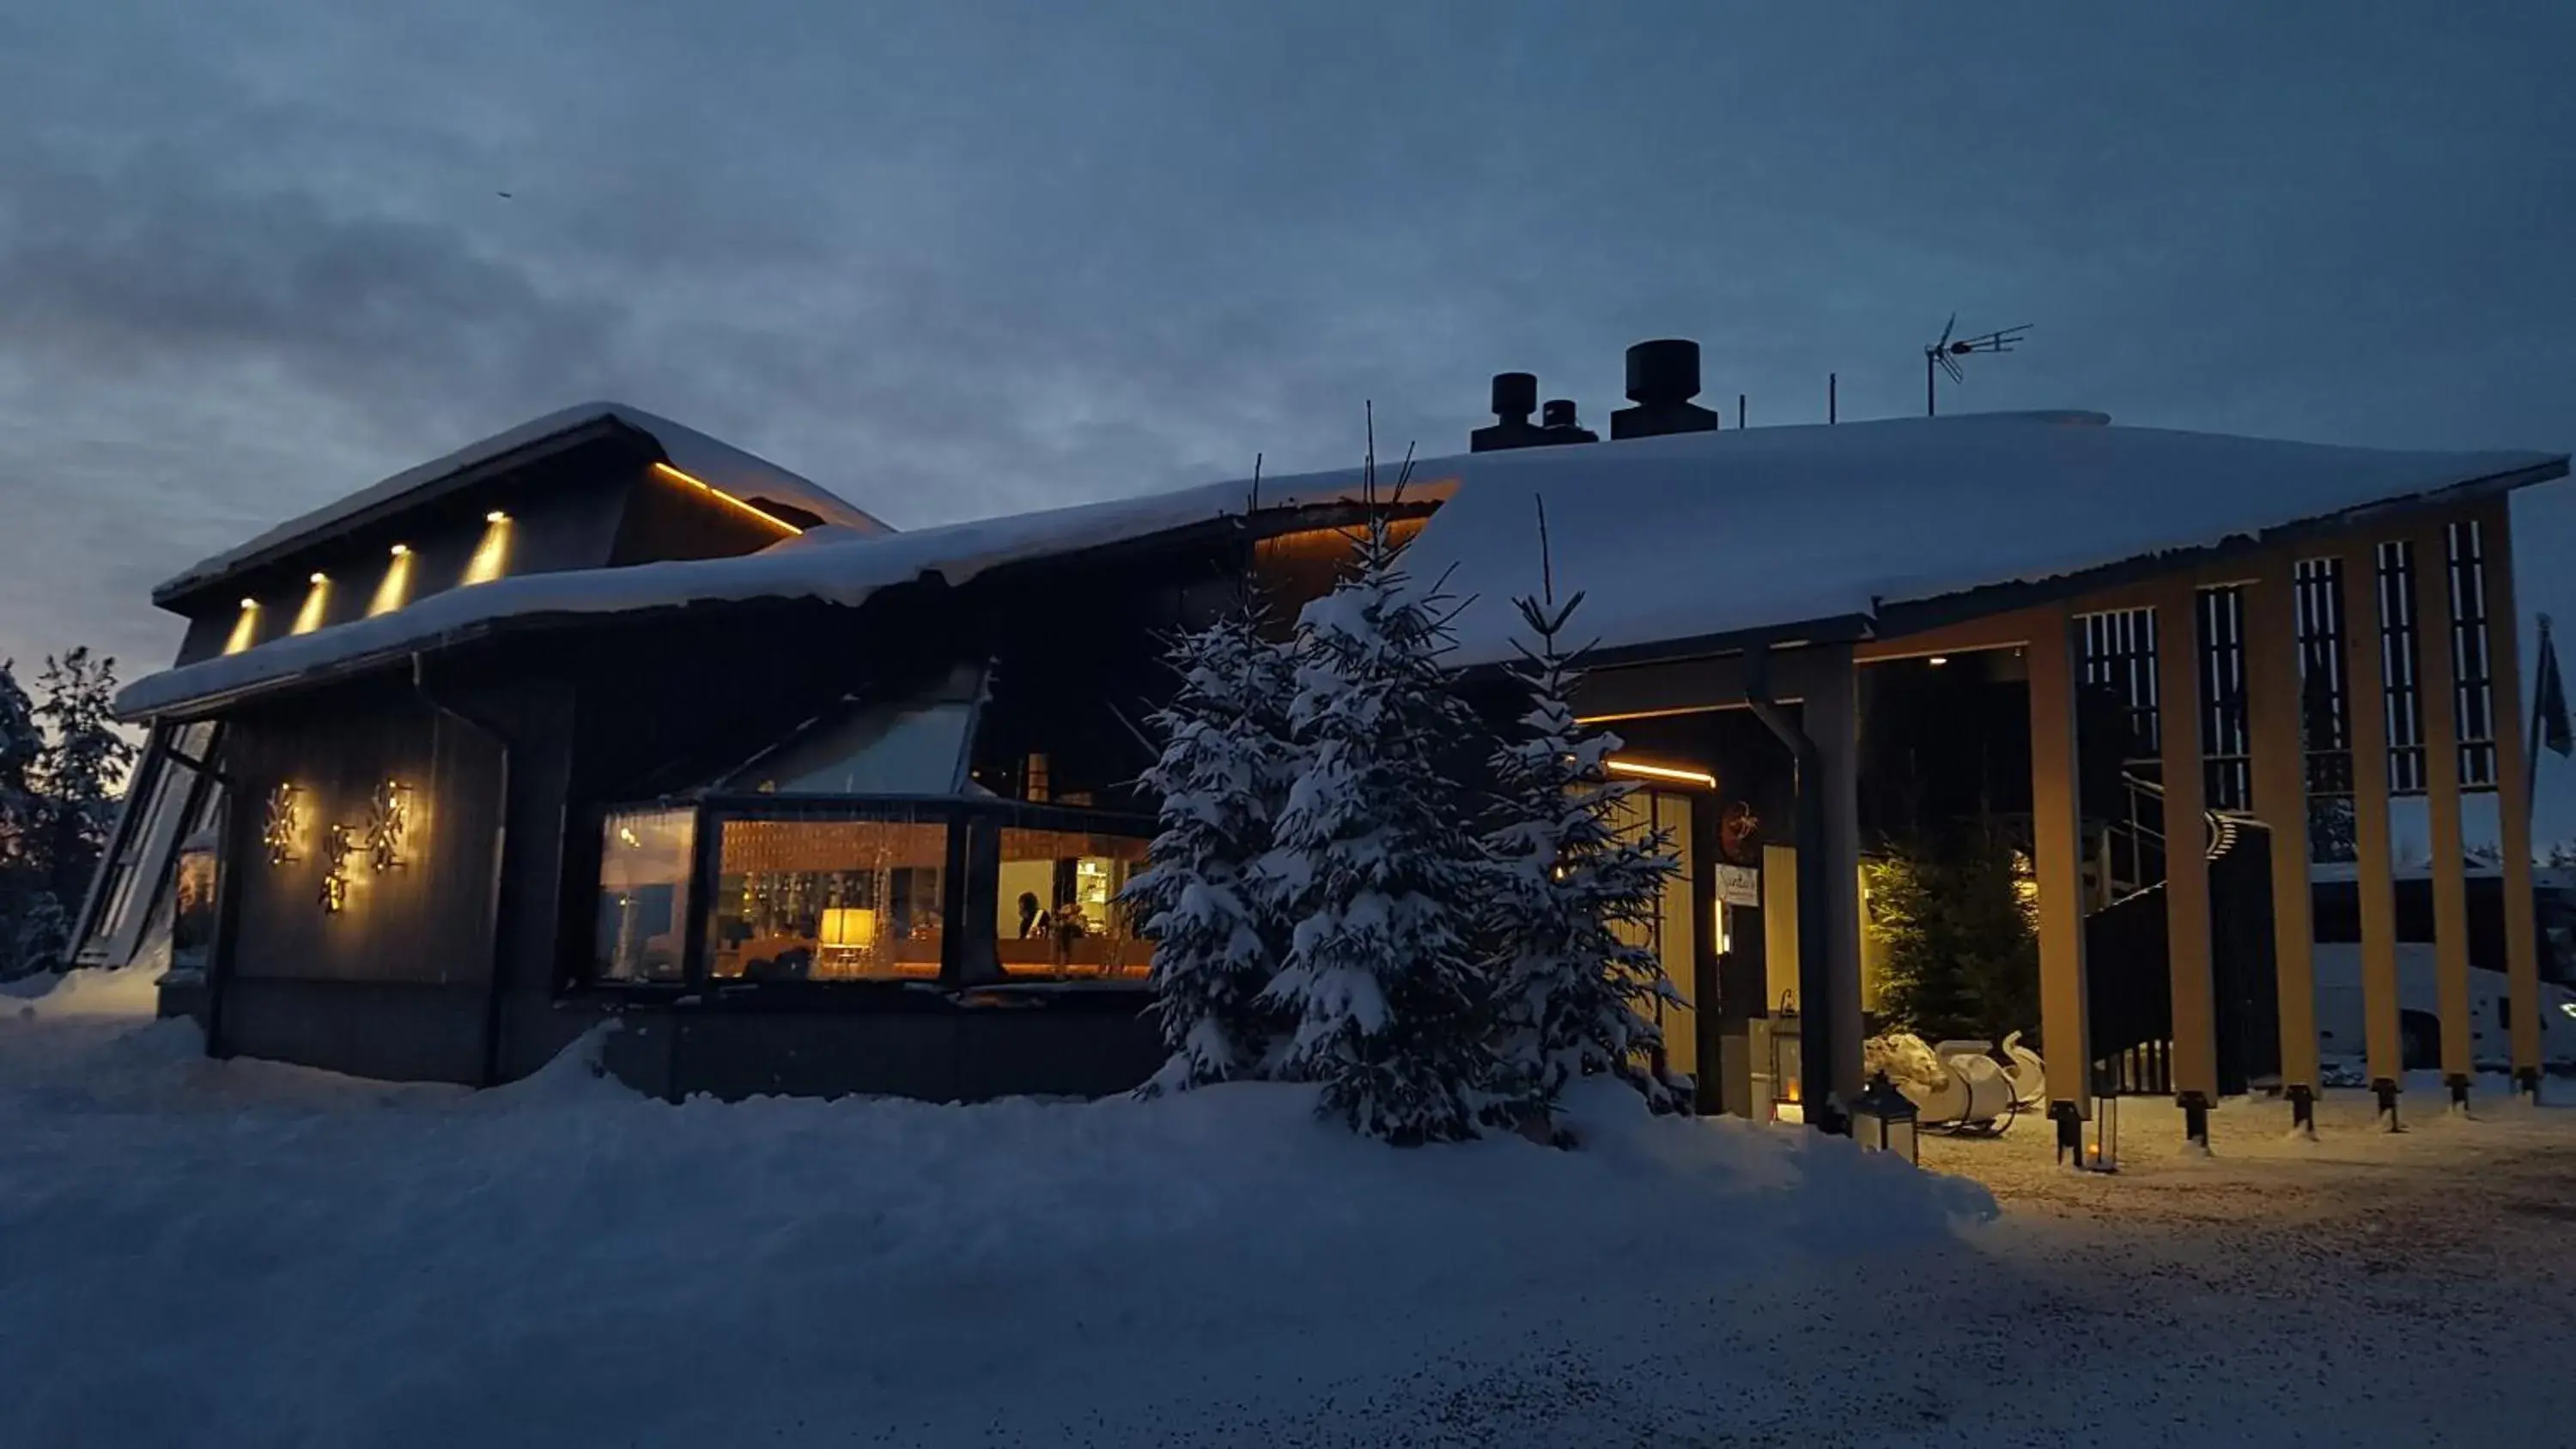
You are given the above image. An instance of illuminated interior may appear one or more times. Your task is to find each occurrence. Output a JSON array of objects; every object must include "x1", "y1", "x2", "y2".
[
  {"x1": 368, "y1": 544, "x2": 414, "y2": 617},
  {"x1": 994, "y1": 828, "x2": 1149, "y2": 978},
  {"x1": 223, "y1": 598, "x2": 261, "y2": 655},
  {"x1": 462, "y1": 511, "x2": 512, "y2": 585},
  {"x1": 291, "y1": 573, "x2": 332, "y2": 635},
  {"x1": 650, "y1": 461, "x2": 802, "y2": 537},
  {"x1": 707, "y1": 818, "x2": 948, "y2": 980}
]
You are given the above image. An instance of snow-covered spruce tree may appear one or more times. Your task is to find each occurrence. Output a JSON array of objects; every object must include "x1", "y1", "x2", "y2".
[
  {"x1": 1482, "y1": 582, "x2": 1688, "y2": 1130},
  {"x1": 1260, "y1": 463, "x2": 1493, "y2": 1143},
  {"x1": 1126, "y1": 598, "x2": 1297, "y2": 1092}
]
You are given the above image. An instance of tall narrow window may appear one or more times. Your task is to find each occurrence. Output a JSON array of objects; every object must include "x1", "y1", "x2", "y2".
[
  {"x1": 2447, "y1": 518, "x2": 2497, "y2": 790},
  {"x1": 595, "y1": 807, "x2": 696, "y2": 983},
  {"x1": 2378, "y1": 539, "x2": 2426, "y2": 795},
  {"x1": 2198, "y1": 585, "x2": 2251, "y2": 811},
  {"x1": 2295, "y1": 557, "x2": 2356, "y2": 864},
  {"x1": 2080, "y1": 607, "x2": 2161, "y2": 766}
]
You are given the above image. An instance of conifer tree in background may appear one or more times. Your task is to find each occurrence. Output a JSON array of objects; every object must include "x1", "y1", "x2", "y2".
[
  {"x1": 1127, "y1": 594, "x2": 1297, "y2": 1091},
  {"x1": 1864, "y1": 814, "x2": 2038, "y2": 1046},
  {"x1": 1480, "y1": 522, "x2": 1688, "y2": 1131},
  {"x1": 32, "y1": 648, "x2": 137, "y2": 912},
  {"x1": 0, "y1": 658, "x2": 47, "y2": 977},
  {"x1": 1261, "y1": 441, "x2": 1492, "y2": 1143}
]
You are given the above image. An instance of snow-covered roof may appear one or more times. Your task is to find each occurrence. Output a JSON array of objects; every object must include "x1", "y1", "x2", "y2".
[
  {"x1": 115, "y1": 470, "x2": 1387, "y2": 718},
  {"x1": 1400, "y1": 410, "x2": 2565, "y2": 664},
  {"x1": 116, "y1": 409, "x2": 2567, "y2": 718},
  {"x1": 150, "y1": 402, "x2": 893, "y2": 605}
]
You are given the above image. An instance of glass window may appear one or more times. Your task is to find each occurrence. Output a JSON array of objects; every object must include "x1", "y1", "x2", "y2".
[
  {"x1": 726, "y1": 664, "x2": 985, "y2": 797},
  {"x1": 708, "y1": 817, "x2": 947, "y2": 981},
  {"x1": 77, "y1": 721, "x2": 219, "y2": 968},
  {"x1": 993, "y1": 827, "x2": 1150, "y2": 979},
  {"x1": 596, "y1": 808, "x2": 697, "y2": 982}
]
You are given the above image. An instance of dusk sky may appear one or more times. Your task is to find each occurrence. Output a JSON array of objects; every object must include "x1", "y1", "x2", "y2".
[{"x1": 4, "y1": 3, "x2": 2573, "y2": 828}]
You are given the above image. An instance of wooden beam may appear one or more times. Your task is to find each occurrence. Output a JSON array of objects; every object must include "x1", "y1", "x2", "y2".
[
  {"x1": 2410, "y1": 524, "x2": 2476, "y2": 1100},
  {"x1": 1854, "y1": 607, "x2": 2053, "y2": 664},
  {"x1": 2155, "y1": 579, "x2": 2221, "y2": 1127},
  {"x1": 2026, "y1": 605, "x2": 2091, "y2": 1120},
  {"x1": 2482, "y1": 501, "x2": 2546, "y2": 1093},
  {"x1": 2244, "y1": 562, "x2": 2321, "y2": 1115},
  {"x1": 2342, "y1": 546, "x2": 2405, "y2": 1102}
]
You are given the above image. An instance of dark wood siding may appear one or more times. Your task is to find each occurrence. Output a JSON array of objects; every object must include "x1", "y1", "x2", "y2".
[{"x1": 213, "y1": 676, "x2": 504, "y2": 1081}]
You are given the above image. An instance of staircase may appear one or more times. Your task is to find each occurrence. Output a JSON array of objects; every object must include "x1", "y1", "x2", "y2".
[{"x1": 2085, "y1": 773, "x2": 2281, "y2": 1097}]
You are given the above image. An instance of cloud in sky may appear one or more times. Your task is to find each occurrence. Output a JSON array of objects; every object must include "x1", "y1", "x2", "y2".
[{"x1": 3, "y1": 0, "x2": 2573, "y2": 817}]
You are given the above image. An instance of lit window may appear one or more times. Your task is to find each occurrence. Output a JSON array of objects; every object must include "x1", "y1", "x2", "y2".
[
  {"x1": 707, "y1": 816, "x2": 948, "y2": 981},
  {"x1": 993, "y1": 827, "x2": 1151, "y2": 979},
  {"x1": 596, "y1": 808, "x2": 696, "y2": 982}
]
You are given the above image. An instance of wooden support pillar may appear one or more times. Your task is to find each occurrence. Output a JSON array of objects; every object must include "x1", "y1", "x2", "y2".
[
  {"x1": 2155, "y1": 582, "x2": 2221, "y2": 1133},
  {"x1": 1809, "y1": 651, "x2": 1868, "y2": 1108},
  {"x1": 2482, "y1": 502, "x2": 2546, "y2": 1097},
  {"x1": 2342, "y1": 548, "x2": 2405, "y2": 1112},
  {"x1": 2026, "y1": 607, "x2": 2092, "y2": 1137},
  {"x1": 2245, "y1": 565, "x2": 2320, "y2": 1124},
  {"x1": 2410, "y1": 524, "x2": 2476, "y2": 1105}
]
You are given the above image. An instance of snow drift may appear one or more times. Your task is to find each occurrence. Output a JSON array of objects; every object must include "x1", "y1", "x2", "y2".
[{"x1": 1, "y1": 968, "x2": 1989, "y2": 1446}]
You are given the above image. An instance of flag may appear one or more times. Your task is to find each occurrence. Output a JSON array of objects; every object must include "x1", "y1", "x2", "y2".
[{"x1": 2536, "y1": 615, "x2": 2572, "y2": 758}]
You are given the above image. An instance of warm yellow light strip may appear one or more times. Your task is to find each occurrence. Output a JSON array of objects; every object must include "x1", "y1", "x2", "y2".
[
  {"x1": 1606, "y1": 758, "x2": 1717, "y2": 789},
  {"x1": 224, "y1": 599, "x2": 260, "y2": 655},
  {"x1": 290, "y1": 574, "x2": 332, "y2": 635},
  {"x1": 651, "y1": 461, "x2": 802, "y2": 536},
  {"x1": 369, "y1": 548, "x2": 414, "y2": 617},
  {"x1": 462, "y1": 513, "x2": 512, "y2": 585}
]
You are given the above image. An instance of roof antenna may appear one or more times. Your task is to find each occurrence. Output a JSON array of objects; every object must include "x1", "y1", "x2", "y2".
[{"x1": 1923, "y1": 316, "x2": 2031, "y2": 416}]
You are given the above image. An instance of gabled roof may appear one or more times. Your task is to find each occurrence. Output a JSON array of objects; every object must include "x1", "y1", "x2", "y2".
[
  {"x1": 149, "y1": 402, "x2": 893, "y2": 607},
  {"x1": 114, "y1": 409, "x2": 2568, "y2": 719}
]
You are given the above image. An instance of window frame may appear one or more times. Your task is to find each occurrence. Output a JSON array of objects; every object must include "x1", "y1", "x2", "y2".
[{"x1": 579, "y1": 791, "x2": 1157, "y2": 998}]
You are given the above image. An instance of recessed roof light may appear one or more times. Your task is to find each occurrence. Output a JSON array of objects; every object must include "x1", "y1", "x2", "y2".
[
  {"x1": 240, "y1": 597, "x2": 258, "y2": 609},
  {"x1": 389, "y1": 543, "x2": 410, "y2": 557},
  {"x1": 310, "y1": 572, "x2": 329, "y2": 584},
  {"x1": 485, "y1": 510, "x2": 509, "y2": 524}
]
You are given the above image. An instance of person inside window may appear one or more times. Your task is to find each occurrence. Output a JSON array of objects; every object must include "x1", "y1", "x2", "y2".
[{"x1": 1016, "y1": 891, "x2": 1046, "y2": 939}]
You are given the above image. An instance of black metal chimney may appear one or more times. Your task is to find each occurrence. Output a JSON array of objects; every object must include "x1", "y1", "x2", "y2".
[
  {"x1": 1539, "y1": 398, "x2": 1597, "y2": 445},
  {"x1": 1609, "y1": 339, "x2": 1719, "y2": 440},
  {"x1": 1470, "y1": 372, "x2": 1549, "y2": 452}
]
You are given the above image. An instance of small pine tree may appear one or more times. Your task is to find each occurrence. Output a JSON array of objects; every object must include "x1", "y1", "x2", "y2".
[
  {"x1": 1866, "y1": 815, "x2": 2038, "y2": 1045},
  {"x1": 1260, "y1": 458, "x2": 1492, "y2": 1143},
  {"x1": 1482, "y1": 578, "x2": 1688, "y2": 1130},
  {"x1": 31, "y1": 648, "x2": 137, "y2": 909},
  {"x1": 1127, "y1": 603, "x2": 1296, "y2": 1091}
]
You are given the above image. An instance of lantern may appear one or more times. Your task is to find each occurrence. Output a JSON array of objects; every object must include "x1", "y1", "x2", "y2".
[
  {"x1": 2081, "y1": 1090, "x2": 2120, "y2": 1173},
  {"x1": 1768, "y1": 1009, "x2": 1805, "y2": 1125},
  {"x1": 1850, "y1": 1071, "x2": 1919, "y2": 1164}
]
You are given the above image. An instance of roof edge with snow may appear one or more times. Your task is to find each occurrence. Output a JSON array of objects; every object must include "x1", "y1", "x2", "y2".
[{"x1": 150, "y1": 403, "x2": 893, "y2": 608}]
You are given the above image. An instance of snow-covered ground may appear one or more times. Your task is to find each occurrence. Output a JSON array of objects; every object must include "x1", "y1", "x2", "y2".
[
  {"x1": 3, "y1": 968, "x2": 1991, "y2": 1447},
  {"x1": 9, "y1": 969, "x2": 2574, "y2": 1446}
]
